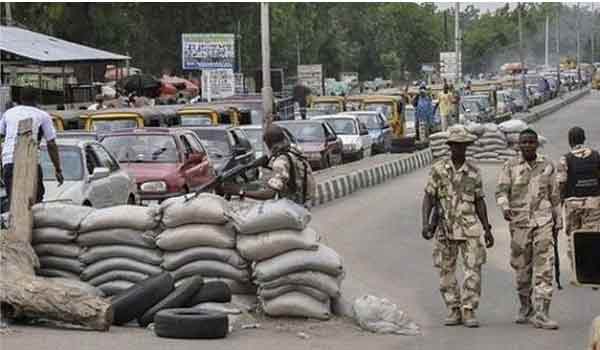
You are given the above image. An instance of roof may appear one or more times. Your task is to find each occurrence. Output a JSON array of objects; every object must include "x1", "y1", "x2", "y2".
[
  {"x1": 0, "y1": 25, "x2": 130, "y2": 63},
  {"x1": 180, "y1": 125, "x2": 234, "y2": 131},
  {"x1": 102, "y1": 127, "x2": 175, "y2": 135}
]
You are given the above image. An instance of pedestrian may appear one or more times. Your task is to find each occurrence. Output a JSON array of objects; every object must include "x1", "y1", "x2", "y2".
[
  {"x1": 556, "y1": 127, "x2": 600, "y2": 275},
  {"x1": 496, "y1": 128, "x2": 562, "y2": 330},
  {"x1": 0, "y1": 86, "x2": 63, "y2": 209},
  {"x1": 413, "y1": 86, "x2": 433, "y2": 142},
  {"x1": 293, "y1": 83, "x2": 311, "y2": 120},
  {"x1": 87, "y1": 94, "x2": 107, "y2": 111},
  {"x1": 218, "y1": 124, "x2": 315, "y2": 207},
  {"x1": 437, "y1": 83, "x2": 453, "y2": 131},
  {"x1": 422, "y1": 125, "x2": 495, "y2": 328}
]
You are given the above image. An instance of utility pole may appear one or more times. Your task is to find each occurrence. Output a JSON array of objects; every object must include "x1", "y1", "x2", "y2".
[
  {"x1": 518, "y1": 3, "x2": 528, "y2": 112},
  {"x1": 545, "y1": 15, "x2": 549, "y2": 67},
  {"x1": 454, "y1": 2, "x2": 460, "y2": 84},
  {"x1": 4, "y1": 2, "x2": 12, "y2": 26},
  {"x1": 591, "y1": 3, "x2": 595, "y2": 63},
  {"x1": 576, "y1": 3, "x2": 581, "y2": 83},
  {"x1": 260, "y1": 2, "x2": 273, "y2": 129},
  {"x1": 556, "y1": 5, "x2": 561, "y2": 91},
  {"x1": 296, "y1": 33, "x2": 301, "y2": 67},
  {"x1": 236, "y1": 20, "x2": 242, "y2": 73}
]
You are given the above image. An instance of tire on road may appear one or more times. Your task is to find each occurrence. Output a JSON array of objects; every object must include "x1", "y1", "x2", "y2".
[
  {"x1": 184, "y1": 280, "x2": 231, "y2": 306},
  {"x1": 138, "y1": 276, "x2": 204, "y2": 327},
  {"x1": 154, "y1": 308, "x2": 228, "y2": 339},
  {"x1": 111, "y1": 272, "x2": 174, "y2": 325}
]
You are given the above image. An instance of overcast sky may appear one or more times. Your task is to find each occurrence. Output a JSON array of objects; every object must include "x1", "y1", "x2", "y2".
[{"x1": 435, "y1": 2, "x2": 510, "y2": 12}]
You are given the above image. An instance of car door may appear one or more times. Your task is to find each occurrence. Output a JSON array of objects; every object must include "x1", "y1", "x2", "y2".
[
  {"x1": 90, "y1": 143, "x2": 131, "y2": 205},
  {"x1": 378, "y1": 113, "x2": 392, "y2": 150},
  {"x1": 84, "y1": 145, "x2": 114, "y2": 208},
  {"x1": 322, "y1": 123, "x2": 342, "y2": 165},
  {"x1": 358, "y1": 121, "x2": 372, "y2": 154},
  {"x1": 179, "y1": 133, "x2": 213, "y2": 191}
]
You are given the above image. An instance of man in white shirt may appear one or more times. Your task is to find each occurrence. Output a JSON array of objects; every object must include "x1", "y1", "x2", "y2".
[{"x1": 0, "y1": 86, "x2": 63, "y2": 208}]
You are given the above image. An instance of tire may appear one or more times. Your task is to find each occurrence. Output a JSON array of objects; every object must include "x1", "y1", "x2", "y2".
[
  {"x1": 154, "y1": 308, "x2": 229, "y2": 339},
  {"x1": 138, "y1": 276, "x2": 204, "y2": 327},
  {"x1": 111, "y1": 272, "x2": 174, "y2": 325},
  {"x1": 184, "y1": 281, "x2": 232, "y2": 307},
  {"x1": 83, "y1": 201, "x2": 93, "y2": 207}
]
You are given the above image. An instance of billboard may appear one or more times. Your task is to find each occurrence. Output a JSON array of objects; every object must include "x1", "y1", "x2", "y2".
[
  {"x1": 440, "y1": 51, "x2": 462, "y2": 82},
  {"x1": 182, "y1": 33, "x2": 235, "y2": 70},
  {"x1": 201, "y1": 69, "x2": 235, "y2": 101},
  {"x1": 297, "y1": 64, "x2": 323, "y2": 96}
]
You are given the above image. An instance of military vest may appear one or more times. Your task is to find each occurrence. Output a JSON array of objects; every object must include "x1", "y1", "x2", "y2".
[{"x1": 566, "y1": 150, "x2": 600, "y2": 198}]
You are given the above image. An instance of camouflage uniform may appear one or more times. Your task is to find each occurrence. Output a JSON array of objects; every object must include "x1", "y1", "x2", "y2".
[
  {"x1": 266, "y1": 144, "x2": 316, "y2": 206},
  {"x1": 496, "y1": 154, "x2": 562, "y2": 305},
  {"x1": 425, "y1": 158, "x2": 487, "y2": 311},
  {"x1": 556, "y1": 145, "x2": 600, "y2": 269}
]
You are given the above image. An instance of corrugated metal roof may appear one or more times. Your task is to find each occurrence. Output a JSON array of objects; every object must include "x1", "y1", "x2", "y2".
[{"x1": 0, "y1": 26, "x2": 130, "y2": 63}]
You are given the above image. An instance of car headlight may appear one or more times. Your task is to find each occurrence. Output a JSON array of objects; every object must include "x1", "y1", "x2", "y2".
[{"x1": 140, "y1": 181, "x2": 167, "y2": 193}]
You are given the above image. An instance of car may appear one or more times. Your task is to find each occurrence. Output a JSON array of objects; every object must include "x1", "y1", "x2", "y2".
[
  {"x1": 239, "y1": 125, "x2": 301, "y2": 159},
  {"x1": 527, "y1": 84, "x2": 543, "y2": 106},
  {"x1": 275, "y1": 120, "x2": 343, "y2": 170},
  {"x1": 313, "y1": 115, "x2": 372, "y2": 161},
  {"x1": 182, "y1": 125, "x2": 258, "y2": 180},
  {"x1": 56, "y1": 131, "x2": 99, "y2": 141},
  {"x1": 496, "y1": 90, "x2": 516, "y2": 115},
  {"x1": 459, "y1": 100, "x2": 486, "y2": 123},
  {"x1": 39, "y1": 138, "x2": 139, "y2": 207},
  {"x1": 100, "y1": 128, "x2": 216, "y2": 205},
  {"x1": 463, "y1": 94, "x2": 493, "y2": 116},
  {"x1": 343, "y1": 111, "x2": 392, "y2": 154},
  {"x1": 508, "y1": 88, "x2": 528, "y2": 112}
]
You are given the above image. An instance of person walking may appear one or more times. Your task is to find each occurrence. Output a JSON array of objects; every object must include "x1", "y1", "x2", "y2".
[
  {"x1": 413, "y1": 86, "x2": 434, "y2": 142},
  {"x1": 437, "y1": 83, "x2": 453, "y2": 131},
  {"x1": 0, "y1": 86, "x2": 63, "y2": 208},
  {"x1": 422, "y1": 125, "x2": 495, "y2": 328},
  {"x1": 496, "y1": 128, "x2": 562, "y2": 330}
]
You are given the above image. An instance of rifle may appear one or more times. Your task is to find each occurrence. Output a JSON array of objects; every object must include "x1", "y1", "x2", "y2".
[
  {"x1": 553, "y1": 230, "x2": 563, "y2": 290},
  {"x1": 185, "y1": 155, "x2": 268, "y2": 202},
  {"x1": 429, "y1": 196, "x2": 449, "y2": 242}
]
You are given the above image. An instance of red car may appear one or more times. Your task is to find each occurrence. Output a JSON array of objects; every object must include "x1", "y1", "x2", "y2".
[{"x1": 100, "y1": 128, "x2": 216, "y2": 204}]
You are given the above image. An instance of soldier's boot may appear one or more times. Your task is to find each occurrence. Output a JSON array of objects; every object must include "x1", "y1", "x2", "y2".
[
  {"x1": 515, "y1": 295, "x2": 534, "y2": 324},
  {"x1": 462, "y1": 309, "x2": 479, "y2": 328},
  {"x1": 444, "y1": 307, "x2": 462, "y2": 326},
  {"x1": 530, "y1": 300, "x2": 559, "y2": 330}
]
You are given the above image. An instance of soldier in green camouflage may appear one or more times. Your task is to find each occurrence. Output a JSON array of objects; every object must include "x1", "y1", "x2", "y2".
[
  {"x1": 422, "y1": 125, "x2": 495, "y2": 328},
  {"x1": 496, "y1": 128, "x2": 562, "y2": 330}
]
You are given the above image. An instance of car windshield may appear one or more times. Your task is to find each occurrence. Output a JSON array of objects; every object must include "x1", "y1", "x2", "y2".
[
  {"x1": 364, "y1": 103, "x2": 393, "y2": 119},
  {"x1": 355, "y1": 114, "x2": 381, "y2": 129},
  {"x1": 191, "y1": 129, "x2": 231, "y2": 157},
  {"x1": 469, "y1": 96, "x2": 490, "y2": 109},
  {"x1": 281, "y1": 123, "x2": 325, "y2": 142},
  {"x1": 243, "y1": 129, "x2": 263, "y2": 153},
  {"x1": 463, "y1": 101, "x2": 481, "y2": 112},
  {"x1": 101, "y1": 135, "x2": 178, "y2": 163},
  {"x1": 40, "y1": 146, "x2": 83, "y2": 181},
  {"x1": 181, "y1": 115, "x2": 213, "y2": 126},
  {"x1": 90, "y1": 119, "x2": 138, "y2": 132},
  {"x1": 324, "y1": 118, "x2": 356, "y2": 135}
]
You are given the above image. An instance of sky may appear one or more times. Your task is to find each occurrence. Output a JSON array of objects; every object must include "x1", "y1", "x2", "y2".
[{"x1": 435, "y1": 2, "x2": 512, "y2": 12}]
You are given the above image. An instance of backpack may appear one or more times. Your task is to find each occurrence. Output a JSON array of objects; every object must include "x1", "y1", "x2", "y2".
[{"x1": 271, "y1": 147, "x2": 315, "y2": 204}]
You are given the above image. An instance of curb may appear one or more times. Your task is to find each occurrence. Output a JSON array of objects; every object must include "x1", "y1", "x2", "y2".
[
  {"x1": 311, "y1": 149, "x2": 433, "y2": 207},
  {"x1": 520, "y1": 88, "x2": 590, "y2": 124}
]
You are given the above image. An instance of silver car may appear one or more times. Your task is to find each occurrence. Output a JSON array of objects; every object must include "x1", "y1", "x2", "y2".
[{"x1": 40, "y1": 139, "x2": 139, "y2": 207}]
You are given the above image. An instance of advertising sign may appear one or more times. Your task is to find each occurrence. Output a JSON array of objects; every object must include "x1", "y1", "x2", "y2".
[
  {"x1": 182, "y1": 33, "x2": 235, "y2": 70},
  {"x1": 297, "y1": 64, "x2": 323, "y2": 96},
  {"x1": 201, "y1": 69, "x2": 235, "y2": 101},
  {"x1": 440, "y1": 51, "x2": 462, "y2": 81}
]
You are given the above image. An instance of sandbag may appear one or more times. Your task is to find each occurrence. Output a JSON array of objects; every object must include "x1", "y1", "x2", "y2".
[
  {"x1": 353, "y1": 295, "x2": 421, "y2": 335},
  {"x1": 162, "y1": 247, "x2": 247, "y2": 271},
  {"x1": 466, "y1": 146, "x2": 484, "y2": 154},
  {"x1": 49, "y1": 278, "x2": 105, "y2": 297},
  {"x1": 36, "y1": 268, "x2": 80, "y2": 280},
  {"x1": 236, "y1": 227, "x2": 319, "y2": 262},
  {"x1": 259, "y1": 284, "x2": 330, "y2": 303},
  {"x1": 161, "y1": 193, "x2": 228, "y2": 228},
  {"x1": 253, "y1": 244, "x2": 344, "y2": 282},
  {"x1": 87, "y1": 270, "x2": 150, "y2": 287},
  {"x1": 227, "y1": 199, "x2": 311, "y2": 235},
  {"x1": 538, "y1": 135, "x2": 548, "y2": 145},
  {"x1": 499, "y1": 119, "x2": 528, "y2": 133},
  {"x1": 77, "y1": 228, "x2": 156, "y2": 248},
  {"x1": 97, "y1": 280, "x2": 136, "y2": 296},
  {"x1": 465, "y1": 122, "x2": 485, "y2": 136},
  {"x1": 32, "y1": 227, "x2": 76, "y2": 244},
  {"x1": 483, "y1": 123, "x2": 499, "y2": 133},
  {"x1": 156, "y1": 224, "x2": 235, "y2": 251},
  {"x1": 429, "y1": 131, "x2": 449, "y2": 141},
  {"x1": 429, "y1": 139, "x2": 448, "y2": 148},
  {"x1": 81, "y1": 257, "x2": 163, "y2": 281},
  {"x1": 32, "y1": 203, "x2": 93, "y2": 230},
  {"x1": 33, "y1": 243, "x2": 81, "y2": 258},
  {"x1": 261, "y1": 292, "x2": 331, "y2": 320},
  {"x1": 475, "y1": 152, "x2": 499, "y2": 159},
  {"x1": 258, "y1": 271, "x2": 342, "y2": 298},
  {"x1": 479, "y1": 138, "x2": 506, "y2": 147},
  {"x1": 38, "y1": 256, "x2": 84, "y2": 274},
  {"x1": 79, "y1": 205, "x2": 160, "y2": 233},
  {"x1": 171, "y1": 260, "x2": 250, "y2": 282},
  {"x1": 80, "y1": 245, "x2": 163, "y2": 265}
]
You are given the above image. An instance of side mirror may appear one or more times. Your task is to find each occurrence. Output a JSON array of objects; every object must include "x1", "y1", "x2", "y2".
[
  {"x1": 90, "y1": 167, "x2": 109, "y2": 181},
  {"x1": 186, "y1": 153, "x2": 204, "y2": 163}
]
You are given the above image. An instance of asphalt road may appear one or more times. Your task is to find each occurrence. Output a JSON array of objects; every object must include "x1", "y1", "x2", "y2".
[{"x1": 3, "y1": 91, "x2": 599, "y2": 350}]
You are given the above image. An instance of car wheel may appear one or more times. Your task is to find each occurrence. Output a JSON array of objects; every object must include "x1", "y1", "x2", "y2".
[
  {"x1": 83, "y1": 200, "x2": 93, "y2": 207},
  {"x1": 154, "y1": 308, "x2": 229, "y2": 339}
]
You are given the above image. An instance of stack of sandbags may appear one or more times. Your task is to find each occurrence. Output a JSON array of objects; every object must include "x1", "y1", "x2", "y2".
[
  {"x1": 229, "y1": 199, "x2": 344, "y2": 320},
  {"x1": 77, "y1": 205, "x2": 163, "y2": 296},
  {"x1": 31, "y1": 203, "x2": 93, "y2": 280},
  {"x1": 499, "y1": 119, "x2": 528, "y2": 149},
  {"x1": 156, "y1": 193, "x2": 252, "y2": 295},
  {"x1": 475, "y1": 123, "x2": 509, "y2": 161},
  {"x1": 429, "y1": 131, "x2": 449, "y2": 159}
]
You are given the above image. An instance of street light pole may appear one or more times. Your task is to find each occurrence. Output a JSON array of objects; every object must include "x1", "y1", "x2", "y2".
[
  {"x1": 518, "y1": 3, "x2": 528, "y2": 112},
  {"x1": 556, "y1": 5, "x2": 561, "y2": 91},
  {"x1": 4, "y1": 2, "x2": 12, "y2": 26},
  {"x1": 545, "y1": 15, "x2": 549, "y2": 67},
  {"x1": 261, "y1": 2, "x2": 273, "y2": 129},
  {"x1": 454, "y1": 2, "x2": 461, "y2": 84}
]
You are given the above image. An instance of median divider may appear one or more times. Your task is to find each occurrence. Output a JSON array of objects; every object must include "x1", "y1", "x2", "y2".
[
  {"x1": 311, "y1": 149, "x2": 433, "y2": 207},
  {"x1": 519, "y1": 87, "x2": 590, "y2": 124}
]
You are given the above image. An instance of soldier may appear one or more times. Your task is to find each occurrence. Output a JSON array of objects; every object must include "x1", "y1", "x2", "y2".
[
  {"x1": 556, "y1": 127, "x2": 600, "y2": 275},
  {"x1": 496, "y1": 128, "x2": 562, "y2": 330},
  {"x1": 218, "y1": 124, "x2": 315, "y2": 206},
  {"x1": 422, "y1": 126, "x2": 495, "y2": 328}
]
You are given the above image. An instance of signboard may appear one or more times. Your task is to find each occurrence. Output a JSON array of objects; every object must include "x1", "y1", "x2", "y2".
[
  {"x1": 421, "y1": 64, "x2": 434, "y2": 73},
  {"x1": 297, "y1": 64, "x2": 323, "y2": 96},
  {"x1": 182, "y1": 33, "x2": 235, "y2": 70},
  {"x1": 340, "y1": 71, "x2": 359, "y2": 84},
  {"x1": 201, "y1": 69, "x2": 235, "y2": 101},
  {"x1": 440, "y1": 51, "x2": 462, "y2": 82},
  {"x1": 234, "y1": 73, "x2": 245, "y2": 94}
]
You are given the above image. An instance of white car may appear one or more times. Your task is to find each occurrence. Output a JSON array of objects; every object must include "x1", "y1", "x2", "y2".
[
  {"x1": 313, "y1": 115, "x2": 372, "y2": 161},
  {"x1": 40, "y1": 139, "x2": 139, "y2": 207}
]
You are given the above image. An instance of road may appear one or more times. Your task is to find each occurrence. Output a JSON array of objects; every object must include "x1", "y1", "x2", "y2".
[{"x1": 3, "y1": 91, "x2": 599, "y2": 350}]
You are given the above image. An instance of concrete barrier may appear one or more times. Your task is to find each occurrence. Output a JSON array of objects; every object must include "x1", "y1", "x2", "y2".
[{"x1": 520, "y1": 87, "x2": 590, "y2": 124}]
